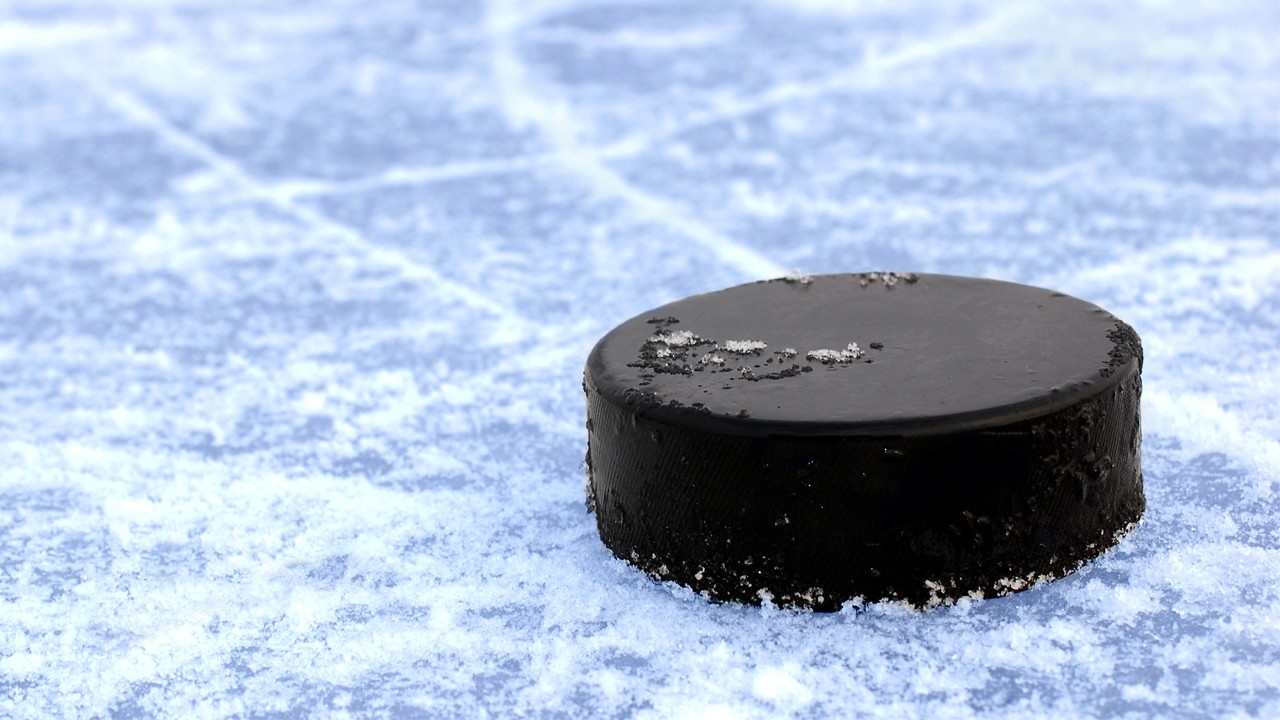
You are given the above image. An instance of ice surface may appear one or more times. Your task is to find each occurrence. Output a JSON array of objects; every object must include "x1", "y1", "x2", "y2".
[{"x1": 1, "y1": 0, "x2": 1277, "y2": 717}]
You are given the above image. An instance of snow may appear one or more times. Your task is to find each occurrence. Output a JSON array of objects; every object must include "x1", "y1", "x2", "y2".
[{"x1": 0, "y1": 0, "x2": 1277, "y2": 717}]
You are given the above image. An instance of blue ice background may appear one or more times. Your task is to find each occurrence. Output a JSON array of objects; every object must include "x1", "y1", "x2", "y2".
[{"x1": 1, "y1": 0, "x2": 1278, "y2": 717}]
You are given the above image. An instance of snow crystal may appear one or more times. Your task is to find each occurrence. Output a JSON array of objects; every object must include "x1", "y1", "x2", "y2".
[{"x1": 721, "y1": 339, "x2": 768, "y2": 354}]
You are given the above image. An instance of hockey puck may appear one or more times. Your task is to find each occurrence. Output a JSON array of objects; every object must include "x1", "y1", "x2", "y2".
[{"x1": 584, "y1": 273, "x2": 1144, "y2": 610}]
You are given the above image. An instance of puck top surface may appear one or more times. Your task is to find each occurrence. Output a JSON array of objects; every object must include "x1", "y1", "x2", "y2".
[{"x1": 586, "y1": 273, "x2": 1139, "y2": 437}]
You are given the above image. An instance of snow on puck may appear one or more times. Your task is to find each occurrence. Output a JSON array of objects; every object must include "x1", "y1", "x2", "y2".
[{"x1": 583, "y1": 273, "x2": 1144, "y2": 610}]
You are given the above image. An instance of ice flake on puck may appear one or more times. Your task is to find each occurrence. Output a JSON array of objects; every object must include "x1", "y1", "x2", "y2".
[
  {"x1": 859, "y1": 271, "x2": 919, "y2": 288},
  {"x1": 648, "y1": 329, "x2": 700, "y2": 346},
  {"x1": 806, "y1": 342, "x2": 864, "y2": 364}
]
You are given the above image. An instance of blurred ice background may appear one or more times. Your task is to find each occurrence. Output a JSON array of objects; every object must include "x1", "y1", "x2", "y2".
[{"x1": 1, "y1": 0, "x2": 1277, "y2": 717}]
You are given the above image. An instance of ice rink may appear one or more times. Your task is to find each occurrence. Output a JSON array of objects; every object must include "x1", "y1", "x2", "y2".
[{"x1": 1, "y1": 0, "x2": 1277, "y2": 716}]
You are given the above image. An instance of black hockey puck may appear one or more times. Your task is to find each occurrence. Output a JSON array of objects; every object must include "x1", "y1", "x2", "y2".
[{"x1": 584, "y1": 273, "x2": 1144, "y2": 610}]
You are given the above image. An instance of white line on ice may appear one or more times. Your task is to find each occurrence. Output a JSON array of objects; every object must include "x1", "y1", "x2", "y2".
[
  {"x1": 485, "y1": 0, "x2": 789, "y2": 281},
  {"x1": 100, "y1": 89, "x2": 515, "y2": 319},
  {"x1": 602, "y1": 4, "x2": 1032, "y2": 157}
]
